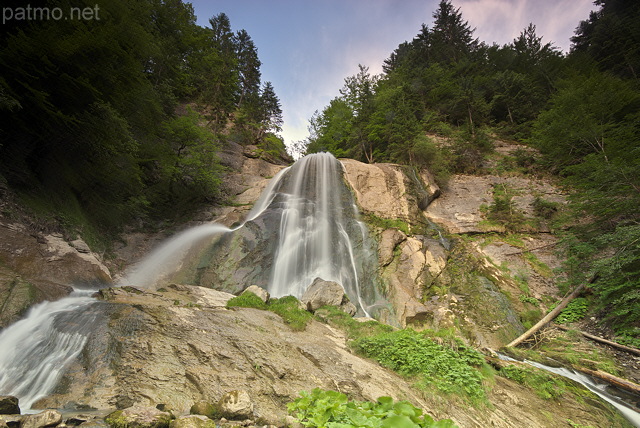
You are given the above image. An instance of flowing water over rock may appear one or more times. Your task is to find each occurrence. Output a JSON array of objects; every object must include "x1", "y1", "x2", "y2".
[
  {"x1": 265, "y1": 153, "x2": 376, "y2": 314},
  {"x1": 0, "y1": 289, "x2": 101, "y2": 410},
  {"x1": 149, "y1": 152, "x2": 385, "y2": 316},
  {"x1": 498, "y1": 353, "x2": 640, "y2": 427}
]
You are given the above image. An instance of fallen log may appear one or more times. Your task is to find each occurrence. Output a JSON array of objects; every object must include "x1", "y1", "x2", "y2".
[
  {"x1": 507, "y1": 283, "x2": 587, "y2": 348},
  {"x1": 579, "y1": 367, "x2": 640, "y2": 396},
  {"x1": 554, "y1": 324, "x2": 640, "y2": 357}
]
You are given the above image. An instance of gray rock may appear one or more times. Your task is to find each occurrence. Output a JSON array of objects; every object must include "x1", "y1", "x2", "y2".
[
  {"x1": 0, "y1": 414, "x2": 21, "y2": 428},
  {"x1": 169, "y1": 415, "x2": 214, "y2": 428},
  {"x1": 70, "y1": 239, "x2": 91, "y2": 254},
  {"x1": 105, "y1": 406, "x2": 171, "y2": 428},
  {"x1": 0, "y1": 396, "x2": 19, "y2": 415},
  {"x1": 217, "y1": 390, "x2": 253, "y2": 420},
  {"x1": 21, "y1": 410, "x2": 62, "y2": 428},
  {"x1": 301, "y1": 278, "x2": 345, "y2": 312},
  {"x1": 242, "y1": 285, "x2": 270, "y2": 303},
  {"x1": 189, "y1": 401, "x2": 216, "y2": 419},
  {"x1": 339, "y1": 301, "x2": 357, "y2": 316},
  {"x1": 76, "y1": 421, "x2": 109, "y2": 428}
]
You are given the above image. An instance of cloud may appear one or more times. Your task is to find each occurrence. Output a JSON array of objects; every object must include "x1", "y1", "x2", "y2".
[{"x1": 456, "y1": 0, "x2": 596, "y2": 52}]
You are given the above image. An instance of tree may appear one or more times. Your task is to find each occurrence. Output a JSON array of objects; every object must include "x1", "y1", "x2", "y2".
[
  {"x1": 258, "y1": 81, "x2": 283, "y2": 135},
  {"x1": 571, "y1": 0, "x2": 640, "y2": 79},
  {"x1": 339, "y1": 65, "x2": 379, "y2": 162},
  {"x1": 235, "y1": 29, "x2": 261, "y2": 109},
  {"x1": 430, "y1": 0, "x2": 479, "y2": 64}
]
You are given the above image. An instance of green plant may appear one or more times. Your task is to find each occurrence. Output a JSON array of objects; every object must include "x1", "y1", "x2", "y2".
[
  {"x1": 352, "y1": 329, "x2": 489, "y2": 405},
  {"x1": 287, "y1": 388, "x2": 457, "y2": 428},
  {"x1": 268, "y1": 295, "x2": 313, "y2": 331},
  {"x1": 519, "y1": 295, "x2": 538, "y2": 305},
  {"x1": 532, "y1": 196, "x2": 559, "y2": 219},
  {"x1": 555, "y1": 297, "x2": 589, "y2": 324},
  {"x1": 363, "y1": 213, "x2": 411, "y2": 235},
  {"x1": 520, "y1": 309, "x2": 542, "y2": 330},
  {"x1": 226, "y1": 292, "x2": 312, "y2": 330},
  {"x1": 226, "y1": 291, "x2": 267, "y2": 309},
  {"x1": 314, "y1": 305, "x2": 394, "y2": 340}
]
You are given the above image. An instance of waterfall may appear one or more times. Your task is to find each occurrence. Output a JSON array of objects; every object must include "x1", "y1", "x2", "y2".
[
  {"x1": 266, "y1": 153, "x2": 373, "y2": 314},
  {"x1": 0, "y1": 289, "x2": 99, "y2": 410},
  {"x1": 120, "y1": 152, "x2": 381, "y2": 315}
]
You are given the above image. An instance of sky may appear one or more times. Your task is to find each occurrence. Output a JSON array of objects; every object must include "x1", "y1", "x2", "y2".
[{"x1": 189, "y1": 0, "x2": 597, "y2": 150}]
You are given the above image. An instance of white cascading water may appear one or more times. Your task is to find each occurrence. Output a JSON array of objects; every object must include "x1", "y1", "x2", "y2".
[
  {"x1": 0, "y1": 289, "x2": 98, "y2": 410},
  {"x1": 267, "y1": 153, "x2": 370, "y2": 314},
  {"x1": 120, "y1": 153, "x2": 374, "y2": 314},
  {"x1": 117, "y1": 167, "x2": 292, "y2": 289},
  {"x1": 498, "y1": 353, "x2": 640, "y2": 427}
]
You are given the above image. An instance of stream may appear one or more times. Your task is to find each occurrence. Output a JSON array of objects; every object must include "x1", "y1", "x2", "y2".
[{"x1": 498, "y1": 353, "x2": 640, "y2": 427}]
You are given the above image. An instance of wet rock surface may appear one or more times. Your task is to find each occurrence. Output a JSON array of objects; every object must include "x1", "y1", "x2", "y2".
[{"x1": 30, "y1": 286, "x2": 629, "y2": 428}]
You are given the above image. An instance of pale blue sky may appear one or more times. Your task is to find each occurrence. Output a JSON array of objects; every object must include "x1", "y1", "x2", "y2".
[{"x1": 189, "y1": 0, "x2": 596, "y2": 149}]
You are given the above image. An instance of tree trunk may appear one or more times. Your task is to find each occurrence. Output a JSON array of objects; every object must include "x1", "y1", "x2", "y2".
[
  {"x1": 580, "y1": 368, "x2": 640, "y2": 395},
  {"x1": 507, "y1": 283, "x2": 589, "y2": 348},
  {"x1": 554, "y1": 324, "x2": 640, "y2": 357}
]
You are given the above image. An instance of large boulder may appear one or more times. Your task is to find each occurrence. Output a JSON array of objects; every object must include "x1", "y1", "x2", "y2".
[
  {"x1": 105, "y1": 406, "x2": 171, "y2": 428},
  {"x1": 189, "y1": 401, "x2": 217, "y2": 420},
  {"x1": 0, "y1": 396, "x2": 19, "y2": 415},
  {"x1": 301, "y1": 278, "x2": 346, "y2": 312},
  {"x1": 216, "y1": 390, "x2": 253, "y2": 420},
  {"x1": 170, "y1": 415, "x2": 215, "y2": 428},
  {"x1": 241, "y1": 285, "x2": 269, "y2": 303},
  {"x1": 21, "y1": 410, "x2": 62, "y2": 428}
]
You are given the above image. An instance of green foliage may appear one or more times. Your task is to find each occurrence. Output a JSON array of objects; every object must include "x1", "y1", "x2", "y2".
[
  {"x1": 226, "y1": 292, "x2": 267, "y2": 310},
  {"x1": 520, "y1": 309, "x2": 542, "y2": 330},
  {"x1": 268, "y1": 295, "x2": 313, "y2": 331},
  {"x1": 519, "y1": 295, "x2": 538, "y2": 306},
  {"x1": 555, "y1": 298, "x2": 589, "y2": 324},
  {"x1": 499, "y1": 365, "x2": 568, "y2": 400},
  {"x1": 481, "y1": 184, "x2": 530, "y2": 232},
  {"x1": 314, "y1": 305, "x2": 394, "y2": 340},
  {"x1": 532, "y1": 196, "x2": 559, "y2": 219},
  {"x1": 226, "y1": 293, "x2": 312, "y2": 331},
  {"x1": 363, "y1": 213, "x2": 411, "y2": 235},
  {"x1": 287, "y1": 388, "x2": 457, "y2": 428},
  {"x1": 352, "y1": 329, "x2": 489, "y2": 405}
]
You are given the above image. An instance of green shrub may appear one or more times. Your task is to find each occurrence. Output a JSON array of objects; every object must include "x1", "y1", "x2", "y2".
[
  {"x1": 532, "y1": 196, "x2": 559, "y2": 219},
  {"x1": 288, "y1": 388, "x2": 457, "y2": 428},
  {"x1": 268, "y1": 296, "x2": 313, "y2": 331},
  {"x1": 226, "y1": 292, "x2": 267, "y2": 310},
  {"x1": 315, "y1": 305, "x2": 394, "y2": 340},
  {"x1": 226, "y1": 293, "x2": 312, "y2": 330},
  {"x1": 352, "y1": 329, "x2": 489, "y2": 405}
]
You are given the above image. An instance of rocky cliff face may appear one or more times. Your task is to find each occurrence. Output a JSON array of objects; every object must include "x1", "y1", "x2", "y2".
[
  {"x1": 0, "y1": 222, "x2": 111, "y2": 328},
  {"x1": 340, "y1": 141, "x2": 567, "y2": 349}
]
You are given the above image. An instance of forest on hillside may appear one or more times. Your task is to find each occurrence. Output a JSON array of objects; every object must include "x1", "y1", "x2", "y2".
[
  {"x1": 304, "y1": 0, "x2": 639, "y2": 346},
  {"x1": 0, "y1": 0, "x2": 284, "y2": 233}
]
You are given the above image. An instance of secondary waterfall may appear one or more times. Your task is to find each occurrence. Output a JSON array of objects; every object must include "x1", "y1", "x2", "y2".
[{"x1": 0, "y1": 289, "x2": 100, "y2": 410}]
